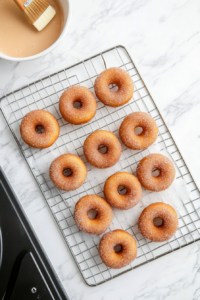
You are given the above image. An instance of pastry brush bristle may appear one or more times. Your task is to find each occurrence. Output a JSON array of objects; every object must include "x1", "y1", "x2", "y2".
[{"x1": 24, "y1": 0, "x2": 56, "y2": 30}]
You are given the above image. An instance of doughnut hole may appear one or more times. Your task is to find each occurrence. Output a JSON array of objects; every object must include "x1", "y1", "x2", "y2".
[
  {"x1": 35, "y1": 125, "x2": 45, "y2": 134},
  {"x1": 152, "y1": 168, "x2": 161, "y2": 177},
  {"x1": 73, "y1": 100, "x2": 82, "y2": 109},
  {"x1": 114, "y1": 244, "x2": 123, "y2": 253},
  {"x1": 98, "y1": 144, "x2": 108, "y2": 154},
  {"x1": 109, "y1": 84, "x2": 119, "y2": 93},
  {"x1": 108, "y1": 77, "x2": 121, "y2": 94},
  {"x1": 134, "y1": 127, "x2": 143, "y2": 136},
  {"x1": 63, "y1": 168, "x2": 73, "y2": 177},
  {"x1": 118, "y1": 185, "x2": 128, "y2": 195},
  {"x1": 153, "y1": 217, "x2": 164, "y2": 227},
  {"x1": 87, "y1": 209, "x2": 98, "y2": 219}
]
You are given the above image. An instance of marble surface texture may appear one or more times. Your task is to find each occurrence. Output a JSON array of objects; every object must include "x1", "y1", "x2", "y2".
[{"x1": 0, "y1": 0, "x2": 200, "y2": 299}]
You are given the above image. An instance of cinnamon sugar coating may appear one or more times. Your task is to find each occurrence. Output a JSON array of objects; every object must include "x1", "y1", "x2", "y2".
[
  {"x1": 99, "y1": 230, "x2": 137, "y2": 269},
  {"x1": 94, "y1": 67, "x2": 134, "y2": 107},
  {"x1": 104, "y1": 172, "x2": 142, "y2": 210},
  {"x1": 83, "y1": 130, "x2": 122, "y2": 168},
  {"x1": 138, "y1": 202, "x2": 178, "y2": 242},
  {"x1": 49, "y1": 154, "x2": 87, "y2": 191},
  {"x1": 20, "y1": 110, "x2": 59, "y2": 149},
  {"x1": 119, "y1": 112, "x2": 158, "y2": 150},
  {"x1": 74, "y1": 195, "x2": 113, "y2": 235},
  {"x1": 137, "y1": 153, "x2": 175, "y2": 191},
  {"x1": 59, "y1": 86, "x2": 97, "y2": 125}
]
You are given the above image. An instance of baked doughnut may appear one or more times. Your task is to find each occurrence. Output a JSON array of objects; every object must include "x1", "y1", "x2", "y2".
[
  {"x1": 83, "y1": 130, "x2": 122, "y2": 168},
  {"x1": 138, "y1": 202, "x2": 178, "y2": 242},
  {"x1": 49, "y1": 154, "x2": 87, "y2": 191},
  {"x1": 119, "y1": 112, "x2": 158, "y2": 150},
  {"x1": 99, "y1": 230, "x2": 137, "y2": 269},
  {"x1": 20, "y1": 110, "x2": 59, "y2": 149},
  {"x1": 74, "y1": 195, "x2": 113, "y2": 235},
  {"x1": 137, "y1": 153, "x2": 175, "y2": 191},
  {"x1": 59, "y1": 86, "x2": 97, "y2": 125},
  {"x1": 104, "y1": 172, "x2": 142, "y2": 210},
  {"x1": 94, "y1": 67, "x2": 134, "y2": 107}
]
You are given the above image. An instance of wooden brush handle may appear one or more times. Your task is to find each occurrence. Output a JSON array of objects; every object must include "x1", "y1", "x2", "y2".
[{"x1": 13, "y1": 0, "x2": 27, "y2": 11}]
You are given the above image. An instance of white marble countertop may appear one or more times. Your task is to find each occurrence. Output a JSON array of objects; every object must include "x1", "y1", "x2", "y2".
[{"x1": 1, "y1": 0, "x2": 200, "y2": 299}]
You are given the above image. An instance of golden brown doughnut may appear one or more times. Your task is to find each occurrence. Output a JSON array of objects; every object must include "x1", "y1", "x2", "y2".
[
  {"x1": 94, "y1": 67, "x2": 134, "y2": 107},
  {"x1": 99, "y1": 230, "x2": 137, "y2": 269},
  {"x1": 20, "y1": 110, "x2": 59, "y2": 149},
  {"x1": 49, "y1": 154, "x2": 87, "y2": 191},
  {"x1": 119, "y1": 112, "x2": 158, "y2": 150},
  {"x1": 104, "y1": 172, "x2": 142, "y2": 210},
  {"x1": 83, "y1": 130, "x2": 122, "y2": 168},
  {"x1": 59, "y1": 86, "x2": 97, "y2": 125},
  {"x1": 138, "y1": 202, "x2": 178, "y2": 242},
  {"x1": 137, "y1": 153, "x2": 175, "y2": 191},
  {"x1": 74, "y1": 195, "x2": 113, "y2": 235}
]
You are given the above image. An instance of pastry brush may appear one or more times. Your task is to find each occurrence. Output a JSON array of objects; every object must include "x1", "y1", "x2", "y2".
[{"x1": 14, "y1": 0, "x2": 56, "y2": 31}]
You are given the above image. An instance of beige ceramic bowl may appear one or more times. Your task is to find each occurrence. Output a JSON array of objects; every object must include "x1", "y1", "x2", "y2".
[{"x1": 0, "y1": 0, "x2": 71, "y2": 61}]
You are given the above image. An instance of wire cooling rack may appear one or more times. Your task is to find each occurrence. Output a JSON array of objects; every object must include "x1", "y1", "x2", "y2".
[{"x1": 1, "y1": 46, "x2": 200, "y2": 286}]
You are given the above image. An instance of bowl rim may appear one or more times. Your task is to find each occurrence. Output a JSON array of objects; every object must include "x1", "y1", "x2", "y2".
[{"x1": 0, "y1": 0, "x2": 71, "y2": 62}]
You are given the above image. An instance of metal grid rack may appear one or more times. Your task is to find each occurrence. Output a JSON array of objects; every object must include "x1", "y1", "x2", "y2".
[{"x1": 1, "y1": 46, "x2": 200, "y2": 286}]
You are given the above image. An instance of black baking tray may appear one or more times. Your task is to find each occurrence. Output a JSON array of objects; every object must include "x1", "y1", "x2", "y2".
[{"x1": 0, "y1": 167, "x2": 69, "y2": 299}]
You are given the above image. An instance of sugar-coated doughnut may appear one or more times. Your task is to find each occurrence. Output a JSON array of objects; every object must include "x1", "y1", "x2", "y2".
[
  {"x1": 20, "y1": 110, "x2": 59, "y2": 149},
  {"x1": 137, "y1": 153, "x2": 175, "y2": 191},
  {"x1": 99, "y1": 230, "x2": 137, "y2": 269},
  {"x1": 49, "y1": 154, "x2": 87, "y2": 191},
  {"x1": 59, "y1": 86, "x2": 97, "y2": 125},
  {"x1": 119, "y1": 112, "x2": 158, "y2": 150},
  {"x1": 74, "y1": 195, "x2": 113, "y2": 235},
  {"x1": 104, "y1": 172, "x2": 142, "y2": 210},
  {"x1": 83, "y1": 130, "x2": 122, "y2": 168},
  {"x1": 94, "y1": 67, "x2": 134, "y2": 107},
  {"x1": 138, "y1": 203, "x2": 178, "y2": 242}
]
